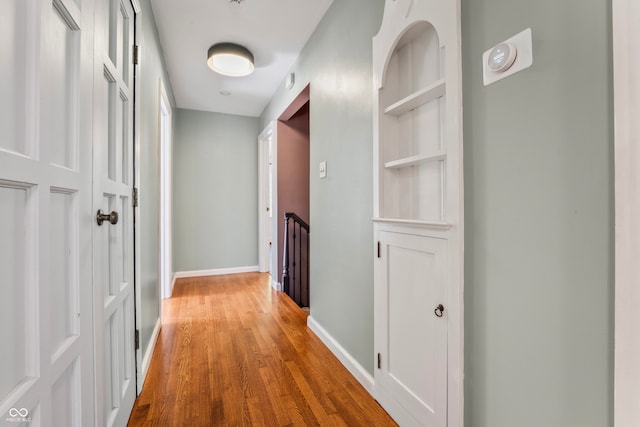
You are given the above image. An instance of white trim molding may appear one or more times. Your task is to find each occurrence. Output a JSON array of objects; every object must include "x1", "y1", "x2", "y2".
[
  {"x1": 613, "y1": 0, "x2": 640, "y2": 425},
  {"x1": 307, "y1": 316, "x2": 375, "y2": 394},
  {"x1": 169, "y1": 272, "x2": 176, "y2": 297},
  {"x1": 137, "y1": 318, "x2": 161, "y2": 394},
  {"x1": 174, "y1": 265, "x2": 260, "y2": 279}
]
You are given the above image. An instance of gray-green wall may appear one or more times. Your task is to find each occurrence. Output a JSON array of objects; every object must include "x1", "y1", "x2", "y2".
[
  {"x1": 142, "y1": 0, "x2": 614, "y2": 423},
  {"x1": 462, "y1": 1, "x2": 613, "y2": 426},
  {"x1": 261, "y1": 0, "x2": 614, "y2": 423},
  {"x1": 260, "y1": 0, "x2": 385, "y2": 375},
  {"x1": 173, "y1": 109, "x2": 260, "y2": 272},
  {"x1": 139, "y1": 0, "x2": 176, "y2": 356}
]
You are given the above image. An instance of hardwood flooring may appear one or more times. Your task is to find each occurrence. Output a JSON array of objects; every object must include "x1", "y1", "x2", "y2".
[{"x1": 127, "y1": 272, "x2": 397, "y2": 426}]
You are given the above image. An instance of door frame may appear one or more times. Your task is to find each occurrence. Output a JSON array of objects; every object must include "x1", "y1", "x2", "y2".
[
  {"x1": 158, "y1": 79, "x2": 173, "y2": 299},
  {"x1": 258, "y1": 121, "x2": 279, "y2": 289},
  {"x1": 613, "y1": 0, "x2": 640, "y2": 424},
  {"x1": 129, "y1": 0, "x2": 144, "y2": 396}
]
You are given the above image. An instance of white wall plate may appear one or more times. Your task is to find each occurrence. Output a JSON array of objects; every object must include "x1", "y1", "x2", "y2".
[
  {"x1": 319, "y1": 161, "x2": 327, "y2": 178},
  {"x1": 483, "y1": 28, "x2": 533, "y2": 86}
]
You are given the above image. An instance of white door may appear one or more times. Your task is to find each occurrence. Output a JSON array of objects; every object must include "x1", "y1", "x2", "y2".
[
  {"x1": 0, "y1": 0, "x2": 95, "y2": 425},
  {"x1": 258, "y1": 122, "x2": 278, "y2": 287},
  {"x1": 375, "y1": 231, "x2": 448, "y2": 427},
  {"x1": 92, "y1": 0, "x2": 136, "y2": 425}
]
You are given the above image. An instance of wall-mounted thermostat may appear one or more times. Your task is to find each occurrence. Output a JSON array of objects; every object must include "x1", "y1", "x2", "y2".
[
  {"x1": 483, "y1": 28, "x2": 533, "y2": 86},
  {"x1": 487, "y1": 43, "x2": 517, "y2": 72}
]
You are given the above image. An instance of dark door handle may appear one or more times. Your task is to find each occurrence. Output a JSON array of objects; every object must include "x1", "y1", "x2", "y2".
[
  {"x1": 434, "y1": 304, "x2": 444, "y2": 318},
  {"x1": 96, "y1": 209, "x2": 119, "y2": 226}
]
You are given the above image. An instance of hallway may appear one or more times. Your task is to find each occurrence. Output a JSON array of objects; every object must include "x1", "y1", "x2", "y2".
[{"x1": 126, "y1": 273, "x2": 396, "y2": 426}]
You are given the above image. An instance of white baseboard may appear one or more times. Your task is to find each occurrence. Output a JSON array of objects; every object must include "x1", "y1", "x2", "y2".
[
  {"x1": 307, "y1": 315, "x2": 374, "y2": 394},
  {"x1": 174, "y1": 265, "x2": 259, "y2": 279},
  {"x1": 169, "y1": 272, "x2": 176, "y2": 297},
  {"x1": 272, "y1": 279, "x2": 282, "y2": 291},
  {"x1": 138, "y1": 318, "x2": 161, "y2": 393}
]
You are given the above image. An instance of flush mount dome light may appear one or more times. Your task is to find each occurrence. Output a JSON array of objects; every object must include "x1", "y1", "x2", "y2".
[{"x1": 207, "y1": 42, "x2": 255, "y2": 77}]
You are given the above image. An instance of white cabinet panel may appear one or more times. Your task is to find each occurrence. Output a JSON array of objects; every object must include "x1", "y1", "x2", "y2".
[
  {"x1": 51, "y1": 359, "x2": 80, "y2": 427},
  {"x1": 375, "y1": 231, "x2": 447, "y2": 426},
  {"x1": 0, "y1": 0, "x2": 27, "y2": 155},
  {"x1": 0, "y1": 185, "x2": 29, "y2": 402},
  {"x1": 41, "y1": 5, "x2": 80, "y2": 169},
  {"x1": 50, "y1": 190, "x2": 78, "y2": 355}
]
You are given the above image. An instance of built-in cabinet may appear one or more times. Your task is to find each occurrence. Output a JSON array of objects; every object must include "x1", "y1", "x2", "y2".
[{"x1": 372, "y1": 0, "x2": 463, "y2": 426}]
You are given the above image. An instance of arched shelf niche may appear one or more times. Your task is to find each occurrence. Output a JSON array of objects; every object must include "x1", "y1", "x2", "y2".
[{"x1": 378, "y1": 20, "x2": 446, "y2": 222}]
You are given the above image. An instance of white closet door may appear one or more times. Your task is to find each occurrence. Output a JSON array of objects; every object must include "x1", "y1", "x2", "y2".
[
  {"x1": 92, "y1": 0, "x2": 136, "y2": 425},
  {"x1": 0, "y1": 0, "x2": 95, "y2": 425}
]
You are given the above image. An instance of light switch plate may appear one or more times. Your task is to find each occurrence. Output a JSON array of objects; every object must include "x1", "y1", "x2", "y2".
[
  {"x1": 483, "y1": 28, "x2": 533, "y2": 86},
  {"x1": 319, "y1": 161, "x2": 327, "y2": 179}
]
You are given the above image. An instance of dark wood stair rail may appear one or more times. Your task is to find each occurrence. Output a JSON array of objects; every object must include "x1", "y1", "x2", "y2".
[{"x1": 282, "y1": 212, "x2": 310, "y2": 307}]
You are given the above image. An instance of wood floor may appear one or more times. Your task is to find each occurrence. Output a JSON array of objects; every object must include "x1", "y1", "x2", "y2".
[{"x1": 127, "y1": 272, "x2": 397, "y2": 426}]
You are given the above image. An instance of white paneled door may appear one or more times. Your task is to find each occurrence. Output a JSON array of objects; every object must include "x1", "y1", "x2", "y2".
[
  {"x1": 92, "y1": 0, "x2": 136, "y2": 426},
  {"x1": 0, "y1": 0, "x2": 95, "y2": 425},
  {"x1": 375, "y1": 231, "x2": 448, "y2": 427}
]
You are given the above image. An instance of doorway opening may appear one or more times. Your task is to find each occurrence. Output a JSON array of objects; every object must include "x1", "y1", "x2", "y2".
[
  {"x1": 258, "y1": 85, "x2": 311, "y2": 307},
  {"x1": 258, "y1": 122, "x2": 277, "y2": 285},
  {"x1": 277, "y1": 85, "x2": 310, "y2": 308}
]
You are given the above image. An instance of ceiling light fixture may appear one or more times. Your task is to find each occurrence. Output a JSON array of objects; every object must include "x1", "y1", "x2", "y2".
[{"x1": 207, "y1": 43, "x2": 255, "y2": 77}]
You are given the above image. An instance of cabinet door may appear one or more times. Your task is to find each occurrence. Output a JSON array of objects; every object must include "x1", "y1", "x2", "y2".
[{"x1": 375, "y1": 231, "x2": 447, "y2": 427}]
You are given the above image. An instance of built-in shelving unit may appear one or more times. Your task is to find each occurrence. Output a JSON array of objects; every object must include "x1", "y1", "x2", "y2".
[
  {"x1": 383, "y1": 79, "x2": 445, "y2": 116},
  {"x1": 384, "y1": 151, "x2": 446, "y2": 169},
  {"x1": 372, "y1": 217, "x2": 453, "y2": 229},
  {"x1": 372, "y1": 1, "x2": 463, "y2": 424},
  {"x1": 376, "y1": 20, "x2": 445, "y2": 222}
]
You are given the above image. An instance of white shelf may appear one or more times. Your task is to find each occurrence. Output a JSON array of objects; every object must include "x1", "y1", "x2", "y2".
[
  {"x1": 383, "y1": 79, "x2": 446, "y2": 116},
  {"x1": 372, "y1": 217, "x2": 453, "y2": 229},
  {"x1": 384, "y1": 151, "x2": 446, "y2": 169}
]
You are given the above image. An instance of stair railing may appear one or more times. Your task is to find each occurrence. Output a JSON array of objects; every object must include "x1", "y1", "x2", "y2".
[{"x1": 282, "y1": 212, "x2": 310, "y2": 307}]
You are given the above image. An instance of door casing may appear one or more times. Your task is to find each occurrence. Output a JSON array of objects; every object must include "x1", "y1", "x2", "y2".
[
  {"x1": 613, "y1": 0, "x2": 640, "y2": 424},
  {"x1": 159, "y1": 79, "x2": 173, "y2": 299}
]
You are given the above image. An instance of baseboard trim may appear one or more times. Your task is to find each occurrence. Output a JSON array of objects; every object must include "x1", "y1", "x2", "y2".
[
  {"x1": 272, "y1": 279, "x2": 282, "y2": 291},
  {"x1": 170, "y1": 273, "x2": 176, "y2": 297},
  {"x1": 307, "y1": 315, "x2": 374, "y2": 394},
  {"x1": 139, "y1": 318, "x2": 161, "y2": 392},
  {"x1": 174, "y1": 265, "x2": 259, "y2": 279}
]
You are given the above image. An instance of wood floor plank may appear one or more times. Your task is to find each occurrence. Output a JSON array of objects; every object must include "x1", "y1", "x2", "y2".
[{"x1": 127, "y1": 272, "x2": 397, "y2": 427}]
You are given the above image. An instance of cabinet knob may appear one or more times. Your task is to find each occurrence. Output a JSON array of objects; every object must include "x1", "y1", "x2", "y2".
[{"x1": 434, "y1": 304, "x2": 444, "y2": 318}]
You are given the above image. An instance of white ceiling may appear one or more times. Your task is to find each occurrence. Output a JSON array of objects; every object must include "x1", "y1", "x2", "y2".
[{"x1": 149, "y1": 0, "x2": 334, "y2": 117}]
